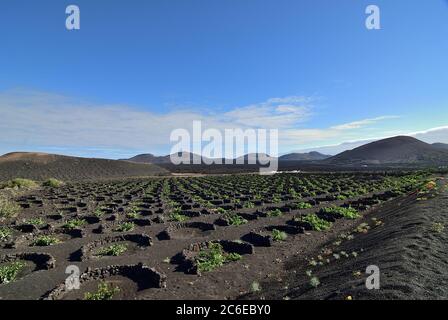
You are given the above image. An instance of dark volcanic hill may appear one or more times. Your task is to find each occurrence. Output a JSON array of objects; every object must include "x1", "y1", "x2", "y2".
[
  {"x1": 326, "y1": 136, "x2": 448, "y2": 166},
  {"x1": 126, "y1": 152, "x2": 331, "y2": 165},
  {"x1": 124, "y1": 152, "x2": 208, "y2": 164},
  {"x1": 0, "y1": 152, "x2": 169, "y2": 181},
  {"x1": 279, "y1": 151, "x2": 331, "y2": 161},
  {"x1": 123, "y1": 153, "x2": 170, "y2": 164},
  {"x1": 120, "y1": 153, "x2": 169, "y2": 163},
  {"x1": 432, "y1": 143, "x2": 448, "y2": 150},
  {"x1": 234, "y1": 153, "x2": 272, "y2": 164}
]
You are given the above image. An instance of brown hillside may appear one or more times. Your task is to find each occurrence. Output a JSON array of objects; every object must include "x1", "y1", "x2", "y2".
[{"x1": 0, "y1": 152, "x2": 170, "y2": 181}]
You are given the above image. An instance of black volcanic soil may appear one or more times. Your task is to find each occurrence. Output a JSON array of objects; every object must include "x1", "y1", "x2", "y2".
[
  {"x1": 0, "y1": 171, "x2": 445, "y2": 300},
  {"x1": 0, "y1": 188, "x2": 365, "y2": 299},
  {"x1": 0, "y1": 152, "x2": 169, "y2": 181},
  {"x1": 242, "y1": 177, "x2": 448, "y2": 300},
  {"x1": 159, "y1": 162, "x2": 439, "y2": 175}
]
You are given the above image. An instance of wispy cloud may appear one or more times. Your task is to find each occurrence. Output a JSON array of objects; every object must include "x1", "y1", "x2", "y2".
[
  {"x1": 410, "y1": 126, "x2": 448, "y2": 144},
  {"x1": 279, "y1": 115, "x2": 400, "y2": 149},
  {"x1": 0, "y1": 89, "x2": 315, "y2": 156},
  {"x1": 331, "y1": 116, "x2": 400, "y2": 130},
  {"x1": 224, "y1": 96, "x2": 313, "y2": 128},
  {"x1": 0, "y1": 88, "x2": 417, "y2": 158}
]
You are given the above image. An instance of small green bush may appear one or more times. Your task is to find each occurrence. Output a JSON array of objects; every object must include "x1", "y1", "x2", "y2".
[
  {"x1": 1, "y1": 178, "x2": 38, "y2": 190},
  {"x1": 225, "y1": 252, "x2": 243, "y2": 262},
  {"x1": 216, "y1": 207, "x2": 227, "y2": 214},
  {"x1": 0, "y1": 197, "x2": 20, "y2": 219},
  {"x1": 84, "y1": 281, "x2": 120, "y2": 300},
  {"x1": 225, "y1": 213, "x2": 248, "y2": 226},
  {"x1": 94, "y1": 207, "x2": 105, "y2": 218},
  {"x1": 126, "y1": 212, "x2": 139, "y2": 219},
  {"x1": 320, "y1": 206, "x2": 359, "y2": 219},
  {"x1": 113, "y1": 222, "x2": 135, "y2": 232},
  {"x1": 125, "y1": 205, "x2": 140, "y2": 218},
  {"x1": 196, "y1": 242, "x2": 242, "y2": 273},
  {"x1": 431, "y1": 222, "x2": 444, "y2": 233},
  {"x1": 42, "y1": 178, "x2": 64, "y2": 188},
  {"x1": 272, "y1": 229, "x2": 287, "y2": 241},
  {"x1": 26, "y1": 217, "x2": 45, "y2": 226},
  {"x1": 296, "y1": 202, "x2": 312, "y2": 210},
  {"x1": 0, "y1": 261, "x2": 26, "y2": 284},
  {"x1": 96, "y1": 244, "x2": 127, "y2": 256},
  {"x1": 309, "y1": 276, "x2": 320, "y2": 288},
  {"x1": 297, "y1": 214, "x2": 332, "y2": 231},
  {"x1": 0, "y1": 227, "x2": 13, "y2": 241},
  {"x1": 63, "y1": 219, "x2": 86, "y2": 230},
  {"x1": 32, "y1": 235, "x2": 60, "y2": 246},
  {"x1": 169, "y1": 212, "x2": 188, "y2": 222},
  {"x1": 267, "y1": 209, "x2": 282, "y2": 217},
  {"x1": 243, "y1": 202, "x2": 255, "y2": 209}
]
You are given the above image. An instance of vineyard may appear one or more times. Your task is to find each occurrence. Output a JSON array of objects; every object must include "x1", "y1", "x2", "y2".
[{"x1": 0, "y1": 171, "x2": 437, "y2": 299}]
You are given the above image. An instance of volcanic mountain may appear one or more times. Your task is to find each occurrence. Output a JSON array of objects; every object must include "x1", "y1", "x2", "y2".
[
  {"x1": 123, "y1": 152, "x2": 208, "y2": 164},
  {"x1": 432, "y1": 143, "x2": 448, "y2": 150},
  {"x1": 126, "y1": 152, "x2": 330, "y2": 164},
  {"x1": 0, "y1": 152, "x2": 169, "y2": 181},
  {"x1": 279, "y1": 151, "x2": 331, "y2": 161},
  {"x1": 124, "y1": 153, "x2": 170, "y2": 164},
  {"x1": 326, "y1": 136, "x2": 448, "y2": 165}
]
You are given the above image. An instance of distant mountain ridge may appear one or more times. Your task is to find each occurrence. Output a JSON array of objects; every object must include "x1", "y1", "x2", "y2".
[
  {"x1": 3, "y1": 136, "x2": 448, "y2": 180},
  {"x1": 432, "y1": 143, "x2": 448, "y2": 150},
  {"x1": 123, "y1": 137, "x2": 448, "y2": 166},
  {"x1": 122, "y1": 152, "x2": 208, "y2": 164},
  {"x1": 123, "y1": 153, "x2": 175, "y2": 164},
  {"x1": 124, "y1": 153, "x2": 167, "y2": 164},
  {"x1": 279, "y1": 151, "x2": 331, "y2": 161},
  {"x1": 123, "y1": 151, "x2": 330, "y2": 164}
]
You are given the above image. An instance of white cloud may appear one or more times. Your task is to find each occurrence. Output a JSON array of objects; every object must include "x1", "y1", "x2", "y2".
[
  {"x1": 2, "y1": 88, "x2": 435, "y2": 158},
  {"x1": 278, "y1": 115, "x2": 400, "y2": 149},
  {"x1": 281, "y1": 128, "x2": 338, "y2": 143},
  {"x1": 224, "y1": 95, "x2": 313, "y2": 128},
  {"x1": 0, "y1": 90, "x2": 314, "y2": 157},
  {"x1": 409, "y1": 126, "x2": 448, "y2": 143},
  {"x1": 294, "y1": 138, "x2": 379, "y2": 155},
  {"x1": 331, "y1": 116, "x2": 400, "y2": 130}
]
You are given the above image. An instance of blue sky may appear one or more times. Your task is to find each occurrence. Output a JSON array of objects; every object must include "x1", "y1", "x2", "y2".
[{"x1": 1, "y1": 0, "x2": 448, "y2": 158}]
